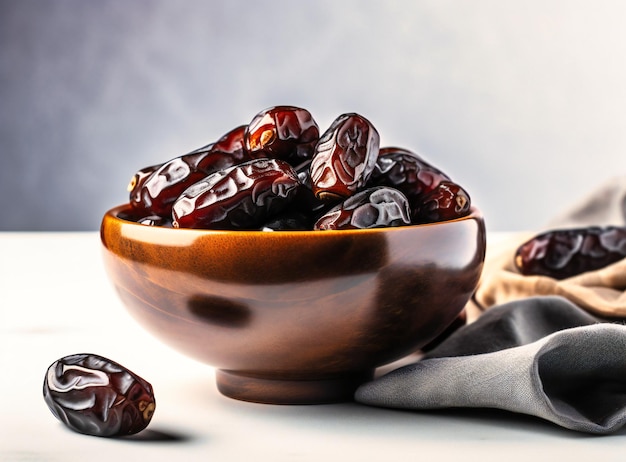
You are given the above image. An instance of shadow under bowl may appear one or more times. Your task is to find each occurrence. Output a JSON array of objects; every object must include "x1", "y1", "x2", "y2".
[{"x1": 100, "y1": 204, "x2": 486, "y2": 404}]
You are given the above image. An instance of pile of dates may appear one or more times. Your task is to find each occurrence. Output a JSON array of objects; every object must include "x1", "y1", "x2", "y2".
[{"x1": 127, "y1": 106, "x2": 472, "y2": 230}]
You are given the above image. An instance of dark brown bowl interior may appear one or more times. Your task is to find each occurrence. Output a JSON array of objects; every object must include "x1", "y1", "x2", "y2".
[{"x1": 101, "y1": 204, "x2": 486, "y2": 404}]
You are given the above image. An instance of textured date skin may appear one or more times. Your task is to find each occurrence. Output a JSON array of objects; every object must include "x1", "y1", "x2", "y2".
[
  {"x1": 245, "y1": 106, "x2": 320, "y2": 165},
  {"x1": 411, "y1": 181, "x2": 471, "y2": 224},
  {"x1": 310, "y1": 113, "x2": 380, "y2": 201},
  {"x1": 314, "y1": 186, "x2": 410, "y2": 230},
  {"x1": 43, "y1": 354, "x2": 155, "y2": 437},
  {"x1": 127, "y1": 163, "x2": 162, "y2": 207},
  {"x1": 515, "y1": 226, "x2": 626, "y2": 279},
  {"x1": 368, "y1": 147, "x2": 473, "y2": 224},
  {"x1": 368, "y1": 147, "x2": 450, "y2": 203},
  {"x1": 130, "y1": 125, "x2": 254, "y2": 216},
  {"x1": 172, "y1": 158, "x2": 301, "y2": 229},
  {"x1": 130, "y1": 152, "x2": 212, "y2": 216}
]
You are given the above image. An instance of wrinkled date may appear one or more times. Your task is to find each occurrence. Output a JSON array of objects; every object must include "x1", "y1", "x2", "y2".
[
  {"x1": 367, "y1": 147, "x2": 469, "y2": 224},
  {"x1": 514, "y1": 226, "x2": 626, "y2": 279},
  {"x1": 412, "y1": 181, "x2": 471, "y2": 224},
  {"x1": 43, "y1": 353, "x2": 155, "y2": 437},
  {"x1": 245, "y1": 106, "x2": 320, "y2": 165},
  {"x1": 314, "y1": 187, "x2": 411, "y2": 230},
  {"x1": 172, "y1": 158, "x2": 301, "y2": 229},
  {"x1": 310, "y1": 113, "x2": 380, "y2": 201},
  {"x1": 128, "y1": 163, "x2": 162, "y2": 207},
  {"x1": 130, "y1": 125, "x2": 254, "y2": 217},
  {"x1": 368, "y1": 147, "x2": 451, "y2": 203}
]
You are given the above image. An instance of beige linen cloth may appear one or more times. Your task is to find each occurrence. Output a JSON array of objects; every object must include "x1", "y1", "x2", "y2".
[{"x1": 467, "y1": 174, "x2": 626, "y2": 322}]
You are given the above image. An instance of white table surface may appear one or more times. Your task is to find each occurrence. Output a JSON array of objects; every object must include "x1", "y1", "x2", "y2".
[{"x1": 1, "y1": 231, "x2": 624, "y2": 461}]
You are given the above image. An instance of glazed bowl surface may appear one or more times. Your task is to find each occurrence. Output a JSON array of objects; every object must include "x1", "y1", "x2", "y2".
[{"x1": 100, "y1": 204, "x2": 486, "y2": 404}]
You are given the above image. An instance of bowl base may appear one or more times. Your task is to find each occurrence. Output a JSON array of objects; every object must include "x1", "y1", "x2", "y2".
[{"x1": 215, "y1": 369, "x2": 374, "y2": 404}]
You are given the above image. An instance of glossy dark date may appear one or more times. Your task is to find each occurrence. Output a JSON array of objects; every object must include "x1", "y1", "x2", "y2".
[
  {"x1": 43, "y1": 353, "x2": 155, "y2": 437},
  {"x1": 314, "y1": 186, "x2": 410, "y2": 230},
  {"x1": 368, "y1": 147, "x2": 451, "y2": 202},
  {"x1": 310, "y1": 113, "x2": 380, "y2": 201},
  {"x1": 367, "y1": 147, "x2": 470, "y2": 224},
  {"x1": 172, "y1": 158, "x2": 301, "y2": 229},
  {"x1": 127, "y1": 163, "x2": 162, "y2": 207},
  {"x1": 515, "y1": 226, "x2": 626, "y2": 279},
  {"x1": 130, "y1": 152, "x2": 212, "y2": 216},
  {"x1": 130, "y1": 125, "x2": 254, "y2": 217},
  {"x1": 245, "y1": 106, "x2": 320, "y2": 165},
  {"x1": 411, "y1": 181, "x2": 471, "y2": 223}
]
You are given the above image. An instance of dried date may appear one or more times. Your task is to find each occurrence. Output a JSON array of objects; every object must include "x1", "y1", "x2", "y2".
[
  {"x1": 411, "y1": 181, "x2": 471, "y2": 224},
  {"x1": 130, "y1": 152, "x2": 212, "y2": 216},
  {"x1": 310, "y1": 113, "x2": 380, "y2": 201},
  {"x1": 127, "y1": 163, "x2": 162, "y2": 207},
  {"x1": 514, "y1": 226, "x2": 626, "y2": 279},
  {"x1": 368, "y1": 147, "x2": 451, "y2": 203},
  {"x1": 130, "y1": 125, "x2": 254, "y2": 217},
  {"x1": 245, "y1": 106, "x2": 320, "y2": 165},
  {"x1": 43, "y1": 353, "x2": 155, "y2": 437},
  {"x1": 172, "y1": 158, "x2": 301, "y2": 229},
  {"x1": 314, "y1": 186, "x2": 410, "y2": 230}
]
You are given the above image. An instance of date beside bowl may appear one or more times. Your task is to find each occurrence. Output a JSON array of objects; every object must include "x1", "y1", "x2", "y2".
[{"x1": 100, "y1": 204, "x2": 486, "y2": 404}]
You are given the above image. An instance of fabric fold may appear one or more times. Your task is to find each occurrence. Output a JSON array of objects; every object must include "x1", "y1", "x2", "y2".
[
  {"x1": 356, "y1": 297, "x2": 626, "y2": 434},
  {"x1": 357, "y1": 323, "x2": 626, "y2": 434},
  {"x1": 472, "y1": 253, "x2": 626, "y2": 320}
]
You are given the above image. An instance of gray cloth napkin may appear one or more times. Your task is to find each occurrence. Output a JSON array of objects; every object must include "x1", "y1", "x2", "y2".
[{"x1": 356, "y1": 296, "x2": 626, "y2": 434}]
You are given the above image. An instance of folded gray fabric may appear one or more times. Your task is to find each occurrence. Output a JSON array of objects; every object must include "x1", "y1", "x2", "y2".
[
  {"x1": 356, "y1": 296, "x2": 626, "y2": 434},
  {"x1": 423, "y1": 295, "x2": 600, "y2": 358}
]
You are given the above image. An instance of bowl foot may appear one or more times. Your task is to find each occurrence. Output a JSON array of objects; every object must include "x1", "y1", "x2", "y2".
[{"x1": 215, "y1": 369, "x2": 374, "y2": 404}]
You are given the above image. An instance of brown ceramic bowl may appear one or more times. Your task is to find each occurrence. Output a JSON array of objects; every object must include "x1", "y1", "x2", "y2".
[{"x1": 100, "y1": 204, "x2": 486, "y2": 404}]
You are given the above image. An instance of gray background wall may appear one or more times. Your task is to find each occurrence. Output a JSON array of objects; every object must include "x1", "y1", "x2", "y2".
[{"x1": 2, "y1": 0, "x2": 625, "y2": 231}]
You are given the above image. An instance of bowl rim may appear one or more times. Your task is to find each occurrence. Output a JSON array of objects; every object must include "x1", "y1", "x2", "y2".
[{"x1": 102, "y1": 203, "x2": 484, "y2": 238}]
